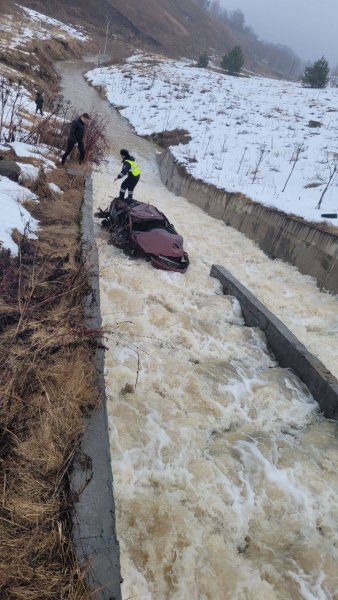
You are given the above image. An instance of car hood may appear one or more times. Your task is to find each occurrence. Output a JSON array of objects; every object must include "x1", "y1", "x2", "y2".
[{"x1": 133, "y1": 229, "x2": 185, "y2": 256}]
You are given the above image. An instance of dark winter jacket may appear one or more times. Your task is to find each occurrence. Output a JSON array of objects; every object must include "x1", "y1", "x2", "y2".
[
  {"x1": 35, "y1": 92, "x2": 44, "y2": 108},
  {"x1": 68, "y1": 117, "x2": 86, "y2": 143}
]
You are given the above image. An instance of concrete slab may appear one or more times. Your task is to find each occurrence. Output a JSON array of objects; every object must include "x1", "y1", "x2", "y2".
[{"x1": 211, "y1": 264, "x2": 338, "y2": 420}]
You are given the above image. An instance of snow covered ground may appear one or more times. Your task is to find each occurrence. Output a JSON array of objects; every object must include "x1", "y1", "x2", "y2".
[
  {"x1": 0, "y1": 82, "x2": 36, "y2": 134},
  {"x1": 0, "y1": 85, "x2": 59, "y2": 253},
  {"x1": 10, "y1": 142, "x2": 56, "y2": 169},
  {"x1": 0, "y1": 5, "x2": 88, "y2": 53},
  {"x1": 0, "y1": 74, "x2": 55, "y2": 254},
  {"x1": 0, "y1": 4, "x2": 85, "y2": 254},
  {"x1": 18, "y1": 6, "x2": 88, "y2": 42},
  {"x1": 0, "y1": 135, "x2": 59, "y2": 254},
  {"x1": 0, "y1": 175, "x2": 38, "y2": 255},
  {"x1": 87, "y1": 54, "x2": 338, "y2": 223},
  {"x1": 0, "y1": 134, "x2": 61, "y2": 253}
]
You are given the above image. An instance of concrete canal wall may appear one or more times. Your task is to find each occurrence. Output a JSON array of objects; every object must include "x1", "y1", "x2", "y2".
[
  {"x1": 158, "y1": 150, "x2": 338, "y2": 294},
  {"x1": 211, "y1": 264, "x2": 338, "y2": 420},
  {"x1": 71, "y1": 175, "x2": 122, "y2": 600}
]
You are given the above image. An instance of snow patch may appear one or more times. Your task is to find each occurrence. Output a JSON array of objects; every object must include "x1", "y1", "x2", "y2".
[
  {"x1": 17, "y1": 162, "x2": 39, "y2": 179},
  {"x1": 48, "y1": 182, "x2": 63, "y2": 194},
  {"x1": 17, "y1": 5, "x2": 88, "y2": 42},
  {"x1": 10, "y1": 142, "x2": 55, "y2": 170},
  {"x1": 0, "y1": 175, "x2": 38, "y2": 254}
]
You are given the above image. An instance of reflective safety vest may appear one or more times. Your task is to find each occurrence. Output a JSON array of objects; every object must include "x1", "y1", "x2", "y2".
[{"x1": 125, "y1": 159, "x2": 141, "y2": 176}]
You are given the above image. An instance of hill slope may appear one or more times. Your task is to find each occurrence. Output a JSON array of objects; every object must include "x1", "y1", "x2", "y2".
[{"x1": 17, "y1": 0, "x2": 238, "y2": 57}]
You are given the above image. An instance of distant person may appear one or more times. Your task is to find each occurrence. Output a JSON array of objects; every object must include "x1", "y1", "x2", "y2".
[
  {"x1": 35, "y1": 91, "x2": 44, "y2": 115},
  {"x1": 114, "y1": 149, "x2": 140, "y2": 201},
  {"x1": 61, "y1": 113, "x2": 91, "y2": 167}
]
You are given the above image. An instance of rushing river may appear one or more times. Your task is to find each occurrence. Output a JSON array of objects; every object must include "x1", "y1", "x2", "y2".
[{"x1": 58, "y1": 59, "x2": 338, "y2": 600}]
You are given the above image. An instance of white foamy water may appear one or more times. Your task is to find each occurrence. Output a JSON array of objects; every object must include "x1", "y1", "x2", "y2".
[
  {"x1": 58, "y1": 60, "x2": 338, "y2": 600},
  {"x1": 93, "y1": 158, "x2": 338, "y2": 600}
]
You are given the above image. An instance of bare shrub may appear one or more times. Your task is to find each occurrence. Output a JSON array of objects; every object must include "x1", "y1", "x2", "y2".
[
  {"x1": 145, "y1": 128, "x2": 192, "y2": 148},
  {"x1": 20, "y1": 96, "x2": 73, "y2": 149},
  {"x1": 84, "y1": 112, "x2": 109, "y2": 165},
  {"x1": 17, "y1": 97, "x2": 108, "y2": 166},
  {"x1": 29, "y1": 166, "x2": 54, "y2": 200},
  {"x1": 0, "y1": 245, "x2": 17, "y2": 306},
  {"x1": 0, "y1": 75, "x2": 24, "y2": 143}
]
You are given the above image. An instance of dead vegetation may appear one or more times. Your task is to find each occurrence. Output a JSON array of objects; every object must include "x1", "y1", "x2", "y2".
[
  {"x1": 0, "y1": 168, "x2": 100, "y2": 599},
  {"x1": 0, "y1": 5, "x2": 107, "y2": 595},
  {"x1": 144, "y1": 128, "x2": 192, "y2": 148}
]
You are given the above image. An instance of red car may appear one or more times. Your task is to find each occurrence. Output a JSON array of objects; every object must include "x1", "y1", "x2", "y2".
[{"x1": 95, "y1": 198, "x2": 189, "y2": 273}]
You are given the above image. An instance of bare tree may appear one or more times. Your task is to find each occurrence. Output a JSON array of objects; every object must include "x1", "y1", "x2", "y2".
[
  {"x1": 103, "y1": 17, "x2": 111, "y2": 56},
  {"x1": 251, "y1": 145, "x2": 266, "y2": 183},
  {"x1": 282, "y1": 143, "x2": 303, "y2": 192},
  {"x1": 316, "y1": 155, "x2": 338, "y2": 209}
]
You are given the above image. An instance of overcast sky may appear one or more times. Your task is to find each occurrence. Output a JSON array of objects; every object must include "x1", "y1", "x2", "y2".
[{"x1": 220, "y1": 0, "x2": 338, "y2": 65}]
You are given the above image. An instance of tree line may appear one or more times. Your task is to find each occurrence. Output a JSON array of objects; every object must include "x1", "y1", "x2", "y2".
[
  {"x1": 195, "y1": 1, "x2": 303, "y2": 78},
  {"x1": 198, "y1": 48, "x2": 331, "y2": 88}
]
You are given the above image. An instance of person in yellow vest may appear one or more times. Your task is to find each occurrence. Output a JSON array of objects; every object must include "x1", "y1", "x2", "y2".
[{"x1": 114, "y1": 149, "x2": 141, "y2": 201}]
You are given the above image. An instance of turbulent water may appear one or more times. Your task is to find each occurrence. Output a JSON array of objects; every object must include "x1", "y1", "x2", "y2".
[{"x1": 59, "y1": 60, "x2": 338, "y2": 600}]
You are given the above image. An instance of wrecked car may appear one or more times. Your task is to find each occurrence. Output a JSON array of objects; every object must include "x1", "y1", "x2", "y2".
[{"x1": 95, "y1": 198, "x2": 189, "y2": 273}]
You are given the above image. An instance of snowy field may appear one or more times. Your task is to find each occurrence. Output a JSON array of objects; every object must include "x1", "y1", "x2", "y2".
[{"x1": 87, "y1": 54, "x2": 338, "y2": 222}]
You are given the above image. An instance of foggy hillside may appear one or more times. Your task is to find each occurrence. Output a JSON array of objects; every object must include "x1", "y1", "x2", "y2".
[
  {"x1": 17, "y1": 0, "x2": 239, "y2": 57},
  {"x1": 13, "y1": 0, "x2": 303, "y2": 76}
]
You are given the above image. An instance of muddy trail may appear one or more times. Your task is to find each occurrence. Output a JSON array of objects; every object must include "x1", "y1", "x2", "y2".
[{"x1": 58, "y1": 58, "x2": 338, "y2": 600}]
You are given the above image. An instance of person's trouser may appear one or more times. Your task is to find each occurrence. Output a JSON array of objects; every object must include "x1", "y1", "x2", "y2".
[
  {"x1": 62, "y1": 139, "x2": 85, "y2": 165},
  {"x1": 35, "y1": 106, "x2": 43, "y2": 115},
  {"x1": 119, "y1": 174, "x2": 140, "y2": 201}
]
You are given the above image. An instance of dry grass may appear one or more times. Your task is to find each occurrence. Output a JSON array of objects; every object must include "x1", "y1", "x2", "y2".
[
  {"x1": 144, "y1": 128, "x2": 192, "y2": 148},
  {"x1": 0, "y1": 168, "x2": 100, "y2": 599}
]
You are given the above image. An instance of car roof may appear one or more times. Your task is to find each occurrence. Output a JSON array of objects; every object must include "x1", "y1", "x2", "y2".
[{"x1": 129, "y1": 203, "x2": 165, "y2": 222}]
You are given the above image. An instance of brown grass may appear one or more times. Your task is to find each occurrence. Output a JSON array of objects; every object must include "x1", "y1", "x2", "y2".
[
  {"x1": 0, "y1": 168, "x2": 100, "y2": 599},
  {"x1": 144, "y1": 128, "x2": 192, "y2": 148}
]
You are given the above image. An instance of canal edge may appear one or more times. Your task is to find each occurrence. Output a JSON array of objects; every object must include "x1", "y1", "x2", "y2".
[
  {"x1": 211, "y1": 264, "x2": 338, "y2": 420},
  {"x1": 70, "y1": 173, "x2": 122, "y2": 600}
]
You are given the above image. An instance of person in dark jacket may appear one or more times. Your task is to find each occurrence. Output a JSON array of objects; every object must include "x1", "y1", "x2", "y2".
[
  {"x1": 61, "y1": 113, "x2": 90, "y2": 166},
  {"x1": 114, "y1": 149, "x2": 141, "y2": 201},
  {"x1": 35, "y1": 91, "x2": 44, "y2": 115}
]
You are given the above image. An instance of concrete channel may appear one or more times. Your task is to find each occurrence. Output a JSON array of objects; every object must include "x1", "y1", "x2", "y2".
[
  {"x1": 211, "y1": 264, "x2": 338, "y2": 420},
  {"x1": 158, "y1": 149, "x2": 338, "y2": 294}
]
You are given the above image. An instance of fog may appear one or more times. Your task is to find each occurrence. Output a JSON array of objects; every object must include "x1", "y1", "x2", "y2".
[{"x1": 220, "y1": 0, "x2": 338, "y2": 66}]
